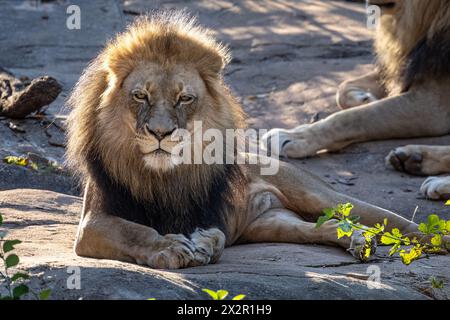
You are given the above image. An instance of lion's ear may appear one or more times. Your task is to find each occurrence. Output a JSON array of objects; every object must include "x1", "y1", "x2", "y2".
[
  {"x1": 198, "y1": 44, "x2": 231, "y2": 77},
  {"x1": 104, "y1": 52, "x2": 135, "y2": 87}
]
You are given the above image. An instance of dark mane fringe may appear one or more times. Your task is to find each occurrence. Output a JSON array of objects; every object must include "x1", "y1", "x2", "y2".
[
  {"x1": 87, "y1": 156, "x2": 246, "y2": 236},
  {"x1": 401, "y1": 29, "x2": 450, "y2": 92}
]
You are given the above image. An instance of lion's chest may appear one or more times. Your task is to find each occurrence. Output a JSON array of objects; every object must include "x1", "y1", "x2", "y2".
[{"x1": 89, "y1": 160, "x2": 243, "y2": 236}]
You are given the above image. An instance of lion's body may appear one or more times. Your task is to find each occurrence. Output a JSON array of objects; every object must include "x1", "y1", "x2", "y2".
[
  {"x1": 262, "y1": 0, "x2": 450, "y2": 200},
  {"x1": 68, "y1": 11, "x2": 419, "y2": 269}
]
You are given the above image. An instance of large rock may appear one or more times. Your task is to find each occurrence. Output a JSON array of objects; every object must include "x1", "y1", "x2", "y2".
[{"x1": 0, "y1": 189, "x2": 448, "y2": 300}]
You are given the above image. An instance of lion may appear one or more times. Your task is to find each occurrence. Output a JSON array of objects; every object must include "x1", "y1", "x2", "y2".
[
  {"x1": 261, "y1": 0, "x2": 450, "y2": 200},
  {"x1": 67, "y1": 11, "x2": 424, "y2": 269}
]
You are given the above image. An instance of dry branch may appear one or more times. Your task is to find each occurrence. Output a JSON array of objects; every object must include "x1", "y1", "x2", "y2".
[{"x1": 0, "y1": 67, "x2": 62, "y2": 119}]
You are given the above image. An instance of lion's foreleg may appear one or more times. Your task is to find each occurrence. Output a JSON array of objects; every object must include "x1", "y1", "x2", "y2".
[
  {"x1": 74, "y1": 209, "x2": 225, "y2": 269},
  {"x1": 240, "y1": 209, "x2": 376, "y2": 261}
]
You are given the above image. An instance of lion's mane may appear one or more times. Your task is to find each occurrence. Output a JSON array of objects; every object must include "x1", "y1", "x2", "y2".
[
  {"x1": 375, "y1": 0, "x2": 450, "y2": 93},
  {"x1": 66, "y1": 11, "x2": 246, "y2": 235}
]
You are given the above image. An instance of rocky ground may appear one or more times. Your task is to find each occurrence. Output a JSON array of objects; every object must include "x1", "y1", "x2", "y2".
[{"x1": 0, "y1": 0, "x2": 449, "y2": 300}]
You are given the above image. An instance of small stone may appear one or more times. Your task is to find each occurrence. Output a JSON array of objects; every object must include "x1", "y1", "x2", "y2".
[{"x1": 7, "y1": 121, "x2": 26, "y2": 133}]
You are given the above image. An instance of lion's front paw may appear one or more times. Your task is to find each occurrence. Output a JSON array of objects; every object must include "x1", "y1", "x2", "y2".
[
  {"x1": 347, "y1": 230, "x2": 377, "y2": 262},
  {"x1": 420, "y1": 176, "x2": 450, "y2": 200},
  {"x1": 137, "y1": 234, "x2": 196, "y2": 269},
  {"x1": 189, "y1": 228, "x2": 226, "y2": 266},
  {"x1": 386, "y1": 146, "x2": 427, "y2": 176},
  {"x1": 260, "y1": 125, "x2": 327, "y2": 159},
  {"x1": 135, "y1": 229, "x2": 226, "y2": 269}
]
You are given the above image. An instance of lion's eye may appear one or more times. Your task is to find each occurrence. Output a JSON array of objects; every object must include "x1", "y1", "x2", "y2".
[
  {"x1": 178, "y1": 94, "x2": 195, "y2": 105},
  {"x1": 132, "y1": 89, "x2": 147, "y2": 102}
]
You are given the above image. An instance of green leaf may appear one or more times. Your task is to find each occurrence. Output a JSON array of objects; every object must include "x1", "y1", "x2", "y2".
[
  {"x1": 368, "y1": 224, "x2": 384, "y2": 236},
  {"x1": 338, "y1": 203, "x2": 353, "y2": 217},
  {"x1": 232, "y1": 294, "x2": 246, "y2": 300},
  {"x1": 323, "y1": 208, "x2": 335, "y2": 218},
  {"x1": 418, "y1": 223, "x2": 428, "y2": 233},
  {"x1": 363, "y1": 247, "x2": 372, "y2": 260},
  {"x1": 391, "y1": 228, "x2": 403, "y2": 238},
  {"x1": 431, "y1": 277, "x2": 444, "y2": 289},
  {"x1": 3, "y1": 240, "x2": 21, "y2": 253},
  {"x1": 315, "y1": 215, "x2": 331, "y2": 229},
  {"x1": 5, "y1": 254, "x2": 19, "y2": 268},
  {"x1": 216, "y1": 290, "x2": 228, "y2": 300},
  {"x1": 363, "y1": 231, "x2": 375, "y2": 242},
  {"x1": 431, "y1": 234, "x2": 442, "y2": 247},
  {"x1": 420, "y1": 214, "x2": 445, "y2": 235},
  {"x1": 39, "y1": 289, "x2": 52, "y2": 300},
  {"x1": 399, "y1": 246, "x2": 422, "y2": 265},
  {"x1": 0, "y1": 213, "x2": 3, "y2": 226},
  {"x1": 3, "y1": 156, "x2": 28, "y2": 167},
  {"x1": 12, "y1": 284, "x2": 29, "y2": 299},
  {"x1": 338, "y1": 220, "x2": 352, "y2": 233},
  {"x1": 11, "y1": 272, "x2": 29, "y2": 282},
  {"x1": 202, "y1": 289, "x2": 218, "y2": 300},
  {"x1": 388, "y1": 243, "x2": 401, "y2": 256},
  {"x1": 337, "y1": 227, "x2": 353, "y2": 239}
]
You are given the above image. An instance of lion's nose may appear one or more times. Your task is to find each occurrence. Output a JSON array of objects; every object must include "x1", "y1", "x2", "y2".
[{"x1": 145, "y1": 124, "x2": 177, "y2": 141}]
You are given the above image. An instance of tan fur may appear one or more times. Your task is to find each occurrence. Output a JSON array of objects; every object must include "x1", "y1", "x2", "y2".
[
  {"x1": 261, "y1": 0, "x2": 450, "y2": 200},
  {"x1": 69, "y1": 12, "x2": 426, "y2": 269}
]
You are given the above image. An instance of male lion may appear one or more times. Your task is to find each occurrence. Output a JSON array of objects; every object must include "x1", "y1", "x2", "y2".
[
  {"x1": 67, "y1": 12, "x2": 423, "y2": 269},
  {"x1": 261, "y1": 0, "x2": 450, "y2": 200}
]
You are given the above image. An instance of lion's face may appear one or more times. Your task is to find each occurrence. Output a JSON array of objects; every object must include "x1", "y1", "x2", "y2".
[{"x1": 99, "y1": 62, "x2": 216, "y2": 171}]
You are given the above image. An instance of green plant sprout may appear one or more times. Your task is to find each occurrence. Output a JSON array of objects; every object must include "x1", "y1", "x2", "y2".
[
  {"x1": 430, "y1": 276, "x2": 445, "y2": 289},
  {"x1": 3, "y1": 155, "x2": 64, "y2": 173},
  {"x1": 315, "y1": 202, "x2": 450, "y2": 265},
  {"x1": 202, "y1": 289, "x2": 245, "y2": 300},
  {"x1": 0, "y1": 212, "x2": 51, "y2": 300},
  {"x1": 148, "y1": 289, "x2": 245, "y2": 300}
]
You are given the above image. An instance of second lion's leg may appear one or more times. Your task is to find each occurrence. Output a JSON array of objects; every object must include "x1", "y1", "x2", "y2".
[
  {"x1": 261, "y1": 81, "x2": 450, "y2": 159},
  {"x1": 337, "y1": 71, "x2": 387, "y2": 109},
  {"x1": 386, "y1": 145, "x2": 450, "y2": 176}
]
